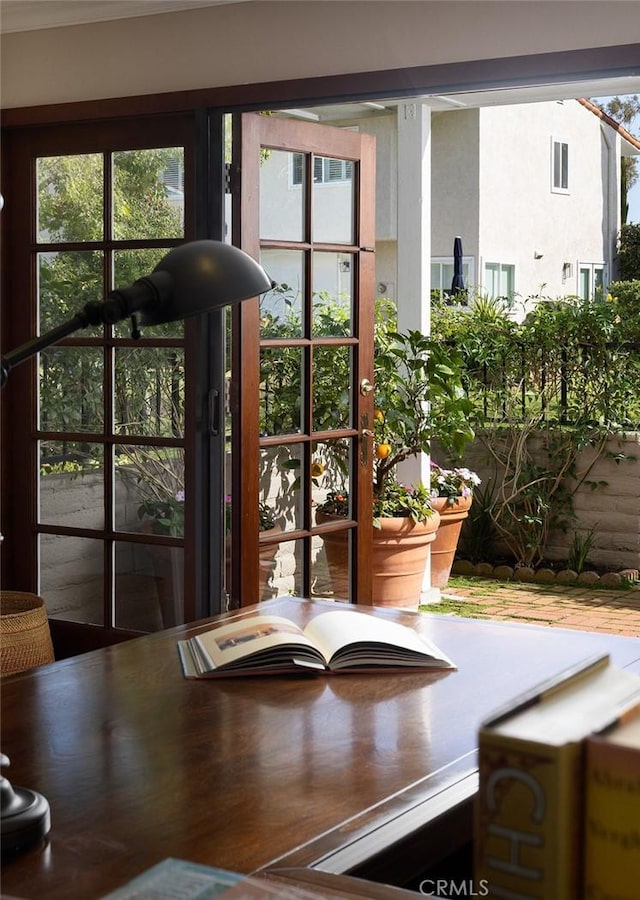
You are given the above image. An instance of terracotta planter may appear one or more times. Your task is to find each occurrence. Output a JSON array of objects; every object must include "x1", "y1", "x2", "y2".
[
  {"x1": 371, "y1": 514, "x2": 440, "y2": 608},
  {"x1": 430, "y1": 494, "x2": 473, "y2": 588},
  {"x1": 317, "y1": 512, "x2": 441, "y2": 608}
]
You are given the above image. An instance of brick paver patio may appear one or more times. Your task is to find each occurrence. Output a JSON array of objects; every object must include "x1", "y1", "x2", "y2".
[{"x1": 425, "y1": 577, "x2": 640, "y2": 638}]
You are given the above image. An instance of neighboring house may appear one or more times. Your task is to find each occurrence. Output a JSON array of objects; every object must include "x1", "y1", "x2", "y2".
[
  {"x1": 430, "y1": 97, "x2": 640, "y2": 312},
  {"x1": 261, "y1": 98, "x2": 639, "y2": 320}
]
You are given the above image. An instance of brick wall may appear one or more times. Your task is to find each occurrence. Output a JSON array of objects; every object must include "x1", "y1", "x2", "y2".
[{"x1": 457, "y1": 432, "x2": 640, "y2": 571}]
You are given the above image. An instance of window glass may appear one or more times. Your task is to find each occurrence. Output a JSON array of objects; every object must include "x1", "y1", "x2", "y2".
[
  {"x1": 485, "y1": 263, "x2": 515, "y2": 302},
  {"x1": 38, "y1": 250, "x2": 103, "y2": 335},
  {"x1": 39, "y1": 347, "x2": 104, "y2": 432},
  {"x1": 39, "y1": 441, "x2": 104, "y2": 530},
  {"x1": 37, "y1": 154, "x2": 103, "y2": 243},
  {"x1": 552, "y1": 139, "x2": 569, "y2": 191},
  {"x1": 261, "y1": 149, "x2": 305, "y2": 241},
  {"x1": 40, "y1": 535, "x2": 104, "y2": 624},
  {"x1": 113, "y1": 148, "x2": 184, "y2": 240},
  {"x1": 260, "y1": 250, "x2": 305, "y2": 339},
  {"x1": 312, "y1": 156, "x2": 354, "y2": 244}
]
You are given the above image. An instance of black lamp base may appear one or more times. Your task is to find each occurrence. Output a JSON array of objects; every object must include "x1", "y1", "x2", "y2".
[{"x1": 1, "y1": 755, "x2": 51, "y2": 856}]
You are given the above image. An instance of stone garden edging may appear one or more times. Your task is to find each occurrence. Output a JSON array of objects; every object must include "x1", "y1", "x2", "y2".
[{"x1": 451, "y1": 559, "x2": 640, "y2": 588}]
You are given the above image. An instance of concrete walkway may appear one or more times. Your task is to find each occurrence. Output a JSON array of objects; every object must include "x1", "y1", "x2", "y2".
[{"x1": 425, "y1": 576, "x2": 640, "y2": 638}]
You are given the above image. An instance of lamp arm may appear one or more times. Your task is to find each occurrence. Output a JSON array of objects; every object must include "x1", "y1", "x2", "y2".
[
  {"x1": 1, "y1": 313, "x2": 88, "y2": 386},
  {"x1": 0, "y1": 272, "x2": 172, "y2": 388}
]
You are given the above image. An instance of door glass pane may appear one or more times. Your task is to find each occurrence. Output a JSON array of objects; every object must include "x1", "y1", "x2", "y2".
[
  {"x1": 313, "y1": 346, "x2": 352, "y2": 431},
  {"x1": 312, "y1": 156, "x2": 354, "y2": 244},
  {"x1": 314, "y1": 526, "x2": 351, "y2": 601},
  {"x1": 594, "y1": 267, "x2": 604, "y2": 300},
  {"x1": 116, "y1": 541, "x2": 183, "y2": 631},
  {"x1": 312, "y1": 252, "x2": 353, "y2": 337},
  {"x1": 112, "y1": 148, "x2": 184, "y2": 240},
  {"x1": 313, "y1": 436, "x2": 352, "y2": 599},
  {"x1": 115, "y1": 445, "x2": 185, "y2": 537},
  {"x1": 312, "y1": 438, "x2": 351, "y2": 515},
  {"x1": 38, "y1": 250, "x2": 104, "y2": 334},
  {"x1": 260, "y1": 347, "x2": 303, "y2": 436},
  {"x1": 579, "y1": 267, "x2": 590, "y2": 300},
  {"x1": 262, "y1": 444, "x2": 303, "y2": 533},
  {"x1": 40, "y1": 535, "x2": 104, "y2": 624},
  {"x1": 37, "y1": 154, "x2": 103, "y2": 243},
  {"x1": 39, "y1": 441, "x2": 104, "y2": 529},
  {"x1": 260, "y1": 249, "x2": 305, "y2": 338},
  {"x1": 113, "y1": 248, "x2": 184, "y2": 338},
  {"x1": 114, "y1": 347, "x2": 185, "y2": 437},
  {"x1": 39, "y1": 347, "x2": 104, "y2": 432},
  {"x1": 260, "y1": 149, "x2": 305, "y2": 241},
  {"x1": 279, "y1": 538, "x2": 305, "y2": 598}
]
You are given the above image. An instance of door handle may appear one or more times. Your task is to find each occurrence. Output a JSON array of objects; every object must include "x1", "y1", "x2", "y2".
[
  {"x1": 361, "y1": 414, "x2": 373, "y2": 466},
  {"x1": 360, "y1": 378, "x2": 374, "y2": 396}
]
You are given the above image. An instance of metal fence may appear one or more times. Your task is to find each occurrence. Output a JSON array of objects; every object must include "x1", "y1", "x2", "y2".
[{"x1": 459, "y1": 341, "x2": 640, "y2": 430}]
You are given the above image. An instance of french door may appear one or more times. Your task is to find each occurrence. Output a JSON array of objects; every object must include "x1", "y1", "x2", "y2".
[
  {"x1": 229, "y1": 113, "x2": 376, "y2": 606},
  {"x1": 1, "y1": 115, "x2": 201, "y2": 653},
  {"x1": 0, "y1": 108, "x2": 378, "y2": 654}
]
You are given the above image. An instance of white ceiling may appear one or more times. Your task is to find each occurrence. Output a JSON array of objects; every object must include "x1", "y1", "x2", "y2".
[
  {"x1": 1, "y1": 1, "x2": 638, "y2": 118},
  {"x1": 0, "y1": 0, "x2": 244, "y2": 34}
]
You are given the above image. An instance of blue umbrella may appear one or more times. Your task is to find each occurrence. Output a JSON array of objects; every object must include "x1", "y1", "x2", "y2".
[{"x1": 451, "y1": 236, "x2": 465, "y2": 293}]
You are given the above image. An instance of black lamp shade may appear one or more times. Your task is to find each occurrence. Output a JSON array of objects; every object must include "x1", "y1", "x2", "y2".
[
  {"x1": 137, "y1": 240, "x2": 273, "y2": 326},
  {"x1": 1, "y1": 240, "x2": 272, "y2": 387}
]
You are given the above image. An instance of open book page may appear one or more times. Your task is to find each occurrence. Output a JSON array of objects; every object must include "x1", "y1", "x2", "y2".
[
  {"x1": 193, "y1": 615, "x2": 326, "y2": 673},
  {"x1": 303, "y1": 609, "x2": 456, "y2": 670}
]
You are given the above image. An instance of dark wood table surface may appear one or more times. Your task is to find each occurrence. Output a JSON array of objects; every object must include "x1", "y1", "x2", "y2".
[{"x1": 2, "y1": 596, "x2": 639, "y2": 899}]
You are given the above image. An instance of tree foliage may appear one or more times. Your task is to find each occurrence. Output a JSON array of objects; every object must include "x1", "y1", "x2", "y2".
[
  {"x1": 592, "y1": 95, "x2": 640, "y2": 224},
  {"x1": 431, "y1": 291, "x2": 639, "y2": 565}
]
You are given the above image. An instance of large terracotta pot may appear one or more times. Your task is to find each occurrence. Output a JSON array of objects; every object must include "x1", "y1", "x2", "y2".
[
  {"x1": 371, "y1": 514, "x2": 440, "y2": 608},
  {"x1": 317, "y1": 511, "x2": 441, "y2": 609},
  {"x1": 430, "y1": 494, "x2": 473, "y2": 588}
]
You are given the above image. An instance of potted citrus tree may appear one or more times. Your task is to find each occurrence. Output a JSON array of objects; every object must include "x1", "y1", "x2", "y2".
[{"x1": 317, "y1": 306, "x2": 475, "y2": 607}]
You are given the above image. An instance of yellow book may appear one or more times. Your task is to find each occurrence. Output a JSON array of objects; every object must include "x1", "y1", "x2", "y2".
[
  {"x1": 474, "y1": 655, "x2": 640, "y2": 900},
  {"x1": 583, "y1": 708, "x2": 640, "y2": 900}
]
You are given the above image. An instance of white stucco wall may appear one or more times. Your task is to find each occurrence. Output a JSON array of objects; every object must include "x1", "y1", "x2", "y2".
[
  {"x1": 477, "y1": 100, "x2": 619, "y2": 307},
  {"x1": 430, "y1": 109, "x2": 481, "y2": 262},
  {"x1": 2, "y1": 2, "x2": 640, "y2": 110}
]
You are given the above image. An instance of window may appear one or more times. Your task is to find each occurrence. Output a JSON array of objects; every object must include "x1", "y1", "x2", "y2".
[
  {"x1": 291, "y1": 154, "x2": 353, "y2": 186},
  {"x1": 431, "y1": 258, "x2": 473, "y2": 303},
  {"x1": 551, "y1": 138, "x2": 569, "y2": 192},
  {"x1": 484, "y1": 262, "x2": 515, "y2": 302},
  {"x1": 578, "y1": 263, "x2": 606, "y2": 300}
]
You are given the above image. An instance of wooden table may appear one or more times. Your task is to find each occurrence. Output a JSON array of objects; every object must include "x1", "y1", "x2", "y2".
[{"x1": 2, "y1": 596, "x2": 639, "y2": 899}]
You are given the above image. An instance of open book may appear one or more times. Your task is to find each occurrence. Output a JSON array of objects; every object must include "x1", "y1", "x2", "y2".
[{"x1": 177, "y1": 608, "x2": 456, "y2": 677}]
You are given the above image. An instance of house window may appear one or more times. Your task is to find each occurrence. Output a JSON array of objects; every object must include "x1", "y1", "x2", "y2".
[
  {"x1": 484, "y1": 262, "x2": 515, "y2": 302},
  {"x1": 291, "y1": 154, "x2": 353, "y2": 186},
  {"x1": 551, "y1": 138, "x2": 569, "y2": 192},
  {"x1": 578, "y1": 264, "x2": 606, "y2": 300},
  {"x1": 431, "y1": 258, "x2": 473, "y2": 303}
]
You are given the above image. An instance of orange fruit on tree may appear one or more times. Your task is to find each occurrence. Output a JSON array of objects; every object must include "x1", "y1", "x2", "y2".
[{"x1": 375, "y1": 443, "x2": 392, "y2": 459}]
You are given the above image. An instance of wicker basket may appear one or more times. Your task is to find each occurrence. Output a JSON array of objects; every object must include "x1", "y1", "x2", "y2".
[{"x1": 1, "y1": 591, "x2": 55, "y2": 676}]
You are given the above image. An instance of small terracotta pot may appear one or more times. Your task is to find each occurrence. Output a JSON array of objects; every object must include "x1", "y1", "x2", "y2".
[
  {"x1": 371, "y1": 514, "x2": 441, "y2": 608},
  {"x1": 430, "y1": 495, "x2": 473, "y2": 588}
]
